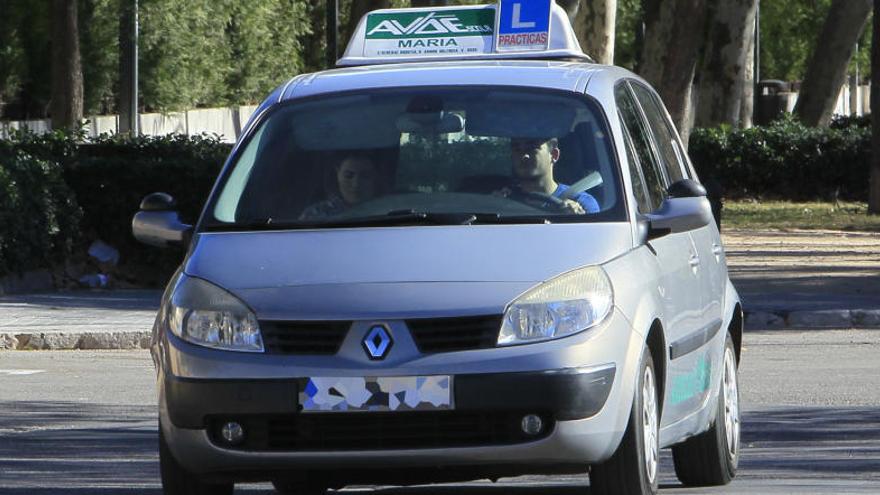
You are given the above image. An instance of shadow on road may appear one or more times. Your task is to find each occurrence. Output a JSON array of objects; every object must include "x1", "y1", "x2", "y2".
[{"x1": 1, "y1": 402, "x2": 878, "y2": 493}]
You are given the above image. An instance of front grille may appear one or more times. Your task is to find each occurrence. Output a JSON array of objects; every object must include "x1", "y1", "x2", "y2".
[
  {"x1": 209, "y1": 411, "x2": 553, "y2": 451},
  {"x1": 407, "y1": 315, "x2": 503, "y2": 353},
  {"x1": 260, "y1": 321, "x2": 350, "y2": 355}
]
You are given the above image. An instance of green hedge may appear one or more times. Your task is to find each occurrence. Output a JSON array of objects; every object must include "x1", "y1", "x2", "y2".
[
  {"x1": 689, "y1": 116, "x2": 871, "y2": 201},
  {"x1": 0, "y1": 131, "x2": 230, "y2": 285},
  {"x1": 0, "y1": 150, "x2": 82, "y2": 277}
]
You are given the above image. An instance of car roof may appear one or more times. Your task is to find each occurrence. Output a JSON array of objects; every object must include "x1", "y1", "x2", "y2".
[{"x1": 276, "y1": 61, "x2": 636, "y2": 102}]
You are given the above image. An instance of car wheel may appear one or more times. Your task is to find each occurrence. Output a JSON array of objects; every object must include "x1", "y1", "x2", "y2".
[
  {"x1": 272, "y1": 480, "x2": 328, "y2": 494},
  {"x1": 590, "y1": 345, "x2": 660, "y2": 495},
  {"x1": 672, "y1": 333, "x2": 740, "y2": 486},
  {"x1": 159, "y1": 423, "x2": 234, "y2": 495}
]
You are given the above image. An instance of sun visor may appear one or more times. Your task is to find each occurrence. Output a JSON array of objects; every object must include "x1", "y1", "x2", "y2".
[
  {"x1": 290, "y1": 97, "x2": 402, "y2": 150},
  {"x1": 466, "y1": 100, "x2": 576, "y2": 139}
]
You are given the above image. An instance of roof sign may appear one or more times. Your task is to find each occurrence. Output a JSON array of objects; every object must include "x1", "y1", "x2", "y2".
[
  {"x1": 363, "y1": 7, "x2": 496, "y2": 59},
  {"x1": 338, "y1": 1, "x2": 590, "y2": 67},
  {"x1": 495, "y1": 0, "x2": 552, "y2": 52}
]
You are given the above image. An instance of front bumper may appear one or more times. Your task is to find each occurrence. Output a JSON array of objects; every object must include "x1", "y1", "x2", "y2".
[
  {"x1": 165, "y1": 365, "x2": 615, "y2": 430},
  {"x1": 158, "y1": 308, "x2": 645, "y2": 480}
]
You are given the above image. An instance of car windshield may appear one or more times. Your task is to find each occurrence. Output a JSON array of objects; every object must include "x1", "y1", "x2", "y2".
[{"x1": 207, "y1": 87, "x2": 625, "y2": 230}]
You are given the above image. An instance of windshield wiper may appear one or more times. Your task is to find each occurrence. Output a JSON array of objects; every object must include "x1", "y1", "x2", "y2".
[{"x1": 205, "y1": 211, "x2": 553, "y2": 232}]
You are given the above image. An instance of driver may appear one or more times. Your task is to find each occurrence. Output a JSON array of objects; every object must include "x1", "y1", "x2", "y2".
[
  {"x1": 498, "y1": 137, "x2": 600, "y2": 214},
  {"x1": 300, "y1": 154, "x2": 379, "y2": 219}
]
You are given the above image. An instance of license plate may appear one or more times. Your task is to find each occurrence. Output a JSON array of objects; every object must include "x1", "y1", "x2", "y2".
[{"x1": 300, "y1": 376, "x2": 452, "y2": 413}]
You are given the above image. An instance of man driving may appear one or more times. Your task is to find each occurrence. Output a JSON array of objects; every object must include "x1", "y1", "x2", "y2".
[{"x1": 502, "y1": 137, "x2": 600, "y2": 214}]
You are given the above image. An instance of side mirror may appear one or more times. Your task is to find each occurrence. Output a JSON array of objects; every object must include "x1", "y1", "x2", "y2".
[
  {"x1": 132, "y1": 192, "x2": 193, "y2": 249},
  {"x1": 641, "y1": 196, "x2": 713, "y2": 242},
  {"x1": 667, "y1": 178, "x2": 707, "y2": 199}
]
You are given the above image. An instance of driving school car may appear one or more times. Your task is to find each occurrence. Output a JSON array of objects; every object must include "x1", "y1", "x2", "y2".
[{"x1": 133, "y1": 1, "x2": 743, "y2": 494}]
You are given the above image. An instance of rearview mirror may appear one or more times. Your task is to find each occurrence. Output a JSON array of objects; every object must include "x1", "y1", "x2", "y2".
[
  {"x1": 396, "y1": 111, "x2": 464, "y2": 135},
  {"x1": 132, "y1": 192, "x2": 193, "y2": 249}
]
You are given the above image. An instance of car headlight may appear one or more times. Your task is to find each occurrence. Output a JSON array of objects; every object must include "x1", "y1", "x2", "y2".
[
  {"x1": 498, "y1": 266, "x2": 613, "y2": 346},
  {"x1": 167, "y1": 275, "x2": 264, "y2": 352}
]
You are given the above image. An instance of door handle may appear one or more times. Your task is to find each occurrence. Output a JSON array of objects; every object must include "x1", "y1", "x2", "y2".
[
  {"x1": 712, "y1": 243, "x2": 723, "y2": 262},
  {"x1": 689, "y1": 253, "x2": 701, "y2": 267}
]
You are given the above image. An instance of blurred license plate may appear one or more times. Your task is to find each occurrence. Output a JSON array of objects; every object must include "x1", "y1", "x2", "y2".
[{"x1": 300, "y1": 375, "x2": 452, "y2": 413}]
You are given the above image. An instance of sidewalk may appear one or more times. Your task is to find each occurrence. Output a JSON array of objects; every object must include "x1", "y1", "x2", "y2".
[
  {"x1": 0, "y1": 229, "x2": 878, "y2": 350},
  {"x1": 724, "y1": 229, "x2": 880, "y2": 328}
]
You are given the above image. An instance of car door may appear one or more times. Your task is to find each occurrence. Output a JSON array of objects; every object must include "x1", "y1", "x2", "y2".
[
  {"x1": 629, "y1": 81, "x2": 721, "y2": 418},
  {"x1": 615, "y1": 82, "x2": 705, "y2": 425}
]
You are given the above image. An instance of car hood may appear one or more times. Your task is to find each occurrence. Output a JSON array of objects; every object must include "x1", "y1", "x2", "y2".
[{"x1": 185, "y1": 223, "x2": 631, "y2": 319}]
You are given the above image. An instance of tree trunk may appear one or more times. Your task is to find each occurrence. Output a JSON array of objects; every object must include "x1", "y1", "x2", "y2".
[
  {"x1": 574, "y1": 0, "x2": 617, "y2": 64},
  {"x1": 50, "y1": 0, "x2": 83, "y2": 131},
  {"x1": 794, "y1": 0, "x2": 872, "y2": 127},
  {"x1": 695, "y1": 0, "x2": 757, "y2": 128},
  {"x1": 739, "y1": 25, "x2": 756, "y2": 128},
  {"x1": 639, "y1": 0, "x2": 709, "y2": 144},
  {"x1": 870, "y1": 0, "x2": 880, "y2": 214},
  {"x1": 301, "y1": 0, "x2": 326, "y2": 73},
  {"x1": 556, "y1": 0, "x2": 580, "y2": 22},
  {"x1": 345, "y1": 0, "x2": 390, "y2": 51}
]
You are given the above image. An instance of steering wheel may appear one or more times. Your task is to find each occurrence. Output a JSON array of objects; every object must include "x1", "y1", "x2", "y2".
[{"x1": 507, "y1": 189, "x2": 568, "y2": 211}]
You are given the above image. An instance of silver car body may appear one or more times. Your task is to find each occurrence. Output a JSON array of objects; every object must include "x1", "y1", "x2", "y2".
[{"x1": 151, "y1": 6, "x2": 742, "y2": 485}]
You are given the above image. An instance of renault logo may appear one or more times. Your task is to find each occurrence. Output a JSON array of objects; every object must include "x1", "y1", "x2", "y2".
[{"x1": 363, "y1": 324, "x2": 393, "y2": 360}]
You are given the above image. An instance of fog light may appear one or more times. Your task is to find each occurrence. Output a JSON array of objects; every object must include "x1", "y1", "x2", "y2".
[
  {"x1": 220, "y1": 421, "x2": 245, "y2": 445},
  {"x1": 521, "y1": 414, "x2": 543, "y2": 435}
]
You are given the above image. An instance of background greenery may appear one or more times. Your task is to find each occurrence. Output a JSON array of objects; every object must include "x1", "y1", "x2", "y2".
[{"x1": 0, "y1": 0, "x2": 871, "y2": 119}]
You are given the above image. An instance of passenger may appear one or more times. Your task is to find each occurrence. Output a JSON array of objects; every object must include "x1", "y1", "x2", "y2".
[
  {"x1": 300, "y1": 155, "x2": 379, "y2": 219},
  {"x1": 498, "y1": 137, "x2": 600, "y2": 214}
]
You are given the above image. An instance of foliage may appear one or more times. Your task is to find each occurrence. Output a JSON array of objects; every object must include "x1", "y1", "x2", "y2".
[
  {"x1": 689, "y1": 115, "x2": 871, "y2": 201},
  {"x1": 614, "y1": 0, "x2": 642, "y2": 71},
  {"x1": 0, "y1": 130, "x2": 231, "y2": 284},
  {"x1": 79, "y1": 0, "x2": 120, "y2": 115},
  {"x1": 0, "y1": 151, "x2": 83, "y2": 277}
]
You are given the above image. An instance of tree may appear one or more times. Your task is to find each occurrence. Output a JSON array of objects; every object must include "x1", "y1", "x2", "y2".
[
  {"x1": 345, "y1": 0, "x2": 390, "y2": 50},
  {"x1": 871, "y1": 0, "x2": 880, "y2": 214},
  {"x1": 794, "y1": 0, "x2": 872, "y2": 127},
  {"x1": 573, "y1": 0, "x2": 617, "y2": 65},
  {"x1": 695, "y1": 0, "x2": 757, "y2": 128},
  {"x1": 639, "y1": 0, "x2": 710, "y2": 145},
  {"x1": 50, "y1": 0, "x2": 84, "y2": 130},
  {"x1": 410, "y1": 0, "x2": 448, "y2": 6}
]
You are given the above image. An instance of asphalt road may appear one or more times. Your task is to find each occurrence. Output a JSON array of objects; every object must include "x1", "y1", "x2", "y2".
[{"x1": 1, "y1": 328, "x2": 878, "y2": 494}]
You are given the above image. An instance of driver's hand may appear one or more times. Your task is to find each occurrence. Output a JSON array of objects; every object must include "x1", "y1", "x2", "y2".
[
  {"x1": 560, "y1": 199, "x2": 586, "y2": 215},
  {"x1": 492, "y1": 187, "x2": 512, "y2": 198}
]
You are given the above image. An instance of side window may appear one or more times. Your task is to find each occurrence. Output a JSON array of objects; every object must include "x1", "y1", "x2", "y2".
[
  {"x1": 615, "y1": 83, "x2": 666, "y2": 211},
  {"x1": 631, "y1": 83, "x2": 687, "y2": 183},
  {"x1": 620, "y1": 120, "x2": 652, "y2": 214}
]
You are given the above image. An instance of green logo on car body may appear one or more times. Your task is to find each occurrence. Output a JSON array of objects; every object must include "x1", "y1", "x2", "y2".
[{"x1": 366, "y1": 9, "x2": 495, "y2": 39}]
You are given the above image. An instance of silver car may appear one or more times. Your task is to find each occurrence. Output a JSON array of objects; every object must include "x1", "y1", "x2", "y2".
[{"x1": 133, "y1": 3, "x2": 742, "y2": 495}]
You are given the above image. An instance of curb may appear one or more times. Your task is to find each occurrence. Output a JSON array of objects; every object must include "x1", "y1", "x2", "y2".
[
  {"x1": 744, "y1": 309, "x2": 880, "y2": 330},
  {"x1": 0, "y1": 331, "x2": 151, "y2": 351}
]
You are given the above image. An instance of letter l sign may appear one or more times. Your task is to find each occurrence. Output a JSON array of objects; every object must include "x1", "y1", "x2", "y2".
[{"x1": 511, "y1": 3, "x2": 536, "y2": 29}]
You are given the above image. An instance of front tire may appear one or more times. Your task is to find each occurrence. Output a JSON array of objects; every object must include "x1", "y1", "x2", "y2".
[
  {"x1": 159, "y1": 423, "x2": 234, "y2": 495},
  {"x1": 672, "y1": 333, "x2": 740, "y2": 486},
  {"x1": 590, "y1": 345, "x2": 660, "y2": 495}
]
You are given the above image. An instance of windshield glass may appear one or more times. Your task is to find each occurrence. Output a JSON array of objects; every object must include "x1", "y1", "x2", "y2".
[{"x1": 208, "y1": 87, "x2": 625, "y2": 229}]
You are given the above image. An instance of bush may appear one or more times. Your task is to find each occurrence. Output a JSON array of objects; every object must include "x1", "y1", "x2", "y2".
[
  {"x1": 0, "y1": 151, "x2": 82, "y2": 277},
  {"x1": 0, "y1": 130, "x2": 231, "y2": 285},
  {"x1": 689, "y1": 116, "x2": 871, "y2": 201}
]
